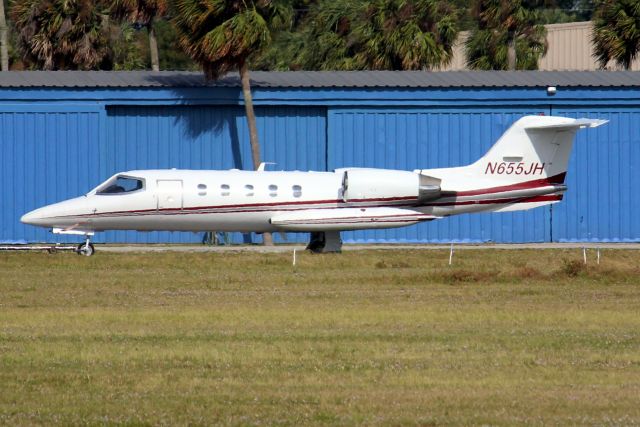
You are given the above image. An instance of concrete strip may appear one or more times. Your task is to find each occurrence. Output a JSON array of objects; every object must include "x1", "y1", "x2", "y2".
[{"x1": 94, "y1": 243, "x2": 640, "y2": 253}]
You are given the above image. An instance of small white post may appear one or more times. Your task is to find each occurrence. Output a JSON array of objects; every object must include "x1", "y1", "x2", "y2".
[
  {"x1": 597, "y1": 248, "x2": 601, "y2": 265},
  {"x1": 583, "y1": 247, "x2": 587, "y2": 265},
  {"x1": 449, "y1": 243, "x2": 454, "y2": 266},
  {"x1": 293, "y1": 249, "x2": 297, "y2": 266}
]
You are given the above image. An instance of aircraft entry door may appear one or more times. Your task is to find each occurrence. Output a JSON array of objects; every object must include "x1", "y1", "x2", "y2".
[{"x1": 156, "y1": 180, "x2": 183, "y2": 210}]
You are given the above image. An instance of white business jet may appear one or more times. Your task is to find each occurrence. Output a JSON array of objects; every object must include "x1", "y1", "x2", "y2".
[{"x1": 21, "y1": 115, "x2": 606, "y2": 255}]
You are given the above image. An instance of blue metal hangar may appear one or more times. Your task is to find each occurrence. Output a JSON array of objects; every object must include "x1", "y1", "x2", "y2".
[{"x1": 0, "y1": 70, "x2": 638, "y2": 244}]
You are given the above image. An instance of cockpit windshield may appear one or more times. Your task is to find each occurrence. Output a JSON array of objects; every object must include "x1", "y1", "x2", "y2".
[{"x1": 96, "y1": 176, "x2": 144, "y2": 195}]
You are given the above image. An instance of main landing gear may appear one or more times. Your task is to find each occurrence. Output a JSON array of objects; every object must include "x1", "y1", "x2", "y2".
[
  {"x1": 77, "y1": 236, "x2": 95, "y2": 256},
  {"x1": 306, "y1": 231, "x2": 343, "y2": 253}
]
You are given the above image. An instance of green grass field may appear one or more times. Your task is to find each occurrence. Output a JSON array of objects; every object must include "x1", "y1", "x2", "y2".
[{"x1": 1, "y1": 248, "x2": 640, "y2": 425}]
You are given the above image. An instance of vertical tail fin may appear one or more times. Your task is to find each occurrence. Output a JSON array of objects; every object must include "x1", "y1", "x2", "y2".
[
  {"x1": 472, "y1": 116, "x2": 607, "y2": 184},
  {"x1": 418, "y1": 116, "x2": 607, "y2": 214},
  {"x1": 425, "y1": 115, "x2": 610, "y2": 213}
]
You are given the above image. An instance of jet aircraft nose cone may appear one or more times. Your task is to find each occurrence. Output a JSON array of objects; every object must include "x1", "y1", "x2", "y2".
[
  {"x1": 21, "y1": 208, "x2": 46, "y2": 226},
  {"x1": 21, "y1": 197, "x2": 88, "y2": 228}
]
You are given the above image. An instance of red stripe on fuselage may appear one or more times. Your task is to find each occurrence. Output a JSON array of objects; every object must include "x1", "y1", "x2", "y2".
[{"x1": 453, "y1": 173, "x2": 566, "y2": 197}]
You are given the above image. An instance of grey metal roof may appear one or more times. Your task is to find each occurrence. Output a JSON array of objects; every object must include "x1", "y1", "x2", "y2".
[{"x1": 1, "y1": 70, "x2": 640, "y2": 88}]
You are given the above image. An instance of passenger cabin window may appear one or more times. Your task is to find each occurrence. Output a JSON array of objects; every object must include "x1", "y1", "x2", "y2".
[
  {"x1": 292, "y1": 185, "x2": 302, "y2": 198},
  {"x1": 221, "y1": 184, "x2": 230, "y2": 196},
  {"x1": 245, "y1": 184, "x2": 254, "y2": 196},
  {"x1": 269, "y1": 184, "x2": 278, "y2": 197},
  {"x1": 198, "y1": 184, "x2": 207, "y2": 196},
  {"x1": 97, "y1": 176, "x2": 144, "y2": 195}
]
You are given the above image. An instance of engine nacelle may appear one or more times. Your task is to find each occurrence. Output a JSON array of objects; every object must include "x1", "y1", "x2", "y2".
[{"x1": 337, "y1": 168, "x2": 441, "y2": 203}]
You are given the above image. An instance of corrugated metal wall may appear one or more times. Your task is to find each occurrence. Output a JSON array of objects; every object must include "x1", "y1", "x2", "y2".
[
  {"x1": 3, "y1": 101, "x2": 638, "y2": 244},
  {"x1": 328, "y1": 108, "x2": 552, "y2": 243},
  {"x1": 540, "y1": 22, "x2": 640, "y2": 71},
  {"x1": 540, "y1": 22, "x2": 597, "y2": 71},
  {"x1": 0, "y1": 107, "x2": 103, "y2": 243},
  {"x1": 550, "y1": 108, "x2": 640, "y2": 241}
]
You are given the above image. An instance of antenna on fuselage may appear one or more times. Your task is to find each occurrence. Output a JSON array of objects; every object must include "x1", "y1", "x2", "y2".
[{"x1": 257, "y1": 162, "x2": 276, "y2": 171}]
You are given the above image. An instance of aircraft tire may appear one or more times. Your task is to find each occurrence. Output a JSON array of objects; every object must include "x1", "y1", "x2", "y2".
[{"x1": 77, "y1": 242, "x2": 95, "y2": 257}]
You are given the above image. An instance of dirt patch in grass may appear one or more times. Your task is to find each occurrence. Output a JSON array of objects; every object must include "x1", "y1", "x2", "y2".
[{"x1": 439, "y1": 268, "x2": 499, "y2": 283}]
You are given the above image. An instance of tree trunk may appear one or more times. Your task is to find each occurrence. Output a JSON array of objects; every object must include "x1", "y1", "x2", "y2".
[
  {"x1": 0, "y1": 0, "x2": 9, "y2": 71},
  {"x1": 239, "y1": 61, "x2": 273, "y2": 246},
  {"x1": 148, "y1": 23, "x2": 160, "y2": 71},
  {"x1": 240, "y1": 62, "x2": 261, "y2": 171},
  {"x1": 507, "y1": 32, "x2": 516, "y2": 70}
]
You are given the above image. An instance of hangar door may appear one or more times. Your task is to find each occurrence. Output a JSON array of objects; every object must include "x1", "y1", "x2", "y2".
[
  {"x1": 0, "y1": 107, "x2": 103, "y2": 244},
  {"x1": 103, "y1": 105, "x2": 327, "y2": 244},
  {"x1": 549, "y1": 107, "x2": 640, "y2": 242},
  {"x1": 327, "y1": 107, "x2": 552, "y2": 244}
]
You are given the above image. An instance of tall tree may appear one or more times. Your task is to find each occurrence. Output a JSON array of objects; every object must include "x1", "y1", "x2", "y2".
[
  {"x1": 290, "y1": 0, "x2": 457, "y2": 71},
  {"x1": 353, "y1": 0, "x2": 457, "y2": 70},
  {"x1": 110, "y1": 0, "x2": 168, "y2": 71},
  {"x1": 465, "y1": 0, "x2": 547, "y2": 70},
  {"x1": 10, "y1": 0, "x2": 110, "y2": 70},
  {"x1": 154, "y1": 18, "x2": 198, "y2": 70},
  {"x1": 294, "y1": 0, "x2": 360, "y2": 70},
  {"x1": 592, "y1": 0, "x2": 640, "y2": 70},
  {"x1": 110, "y1": 22, "x2": 147, "y2": 70},
  {"x1": 251, "y1": 0, "x2": 314, "y2": 70},
  {"x1": 173, "y1": 0, "x2": 290, "y2": 245},
  {"x1": 537, "y1": 0, "x2": 595, "y2": 24},
  {"x1": 0, "y1": 0, "x2": 8, "y2": 70}
]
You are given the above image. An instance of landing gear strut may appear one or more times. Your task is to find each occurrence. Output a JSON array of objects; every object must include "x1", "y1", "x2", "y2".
[
  {"x1": 77, "y1": 236, "x2": 95, "y2": 256},
  {"x1": 306, "y1": 231, "x2": 342, "y2": 253}
]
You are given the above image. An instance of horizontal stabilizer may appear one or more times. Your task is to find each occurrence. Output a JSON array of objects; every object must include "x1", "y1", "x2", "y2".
[
  {"x1": 271, "y1": 207, "x2": 437, "y2": 232},
  {"x1": 525, "y1": 118, "x2": 608, "y2": 130}
]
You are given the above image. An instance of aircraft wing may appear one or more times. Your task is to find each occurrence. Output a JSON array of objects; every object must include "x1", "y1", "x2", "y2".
[{"x1": 270, "y1": 207, "x2": 438, "y2": 232}]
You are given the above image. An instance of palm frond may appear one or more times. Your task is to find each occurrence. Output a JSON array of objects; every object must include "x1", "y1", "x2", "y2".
[
  {"x1": 173, "y1": 0, "x2": 284, "y2": 79},
  {"x1": 10, "y1": 0, "x2": 111, "y2": 70},
  {"x1": 465, "y1": 0, "x2": 546, "y2": 70},
  {"x1": 592, "y1": 0, "x2": 640, "y2": 69}
]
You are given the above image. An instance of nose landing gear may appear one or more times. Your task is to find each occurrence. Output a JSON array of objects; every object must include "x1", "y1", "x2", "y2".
[{"x1": 77, "y1": 236, "x2": 95, "y2": 256}]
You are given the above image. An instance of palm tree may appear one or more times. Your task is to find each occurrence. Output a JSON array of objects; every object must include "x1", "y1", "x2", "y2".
[
  {"x1": 352, "y1": 0, "x2": 457, "y2": 70},
  {"x1": 173, "y1": 0, "x2": 290, "y2": 245},
  {"x1": 295, "y1": 0, "x2": 457, "y2": 70},
  {"x1": 465, "y1": 0, "x2": 547, "y2": 70},
  {"x1": 110, "y1": 0, "x2": 168, "y2": 71},
  {"x1": 249, "y1": 0, "x2": 313, "y2": 71},
  {"x1": 0, "y1": 0, "x2": 9, "y2": 71},
  {"x1": 10, "y1": 0, "x2": 110, "y2": 70},
  {"x1": 295, "y1": 0, "x2": 361, "y2": 70},
  {"x1": 592, "y1": 0, "x2": 640, "y2": 70}
]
